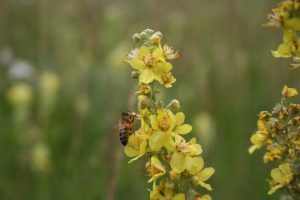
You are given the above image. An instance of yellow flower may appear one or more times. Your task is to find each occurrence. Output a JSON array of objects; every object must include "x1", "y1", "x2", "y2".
[
  {"x1": 271, "y1": 42, "x2": 293, "y2": 58},
  {"x1": 191, "y1": 158, "x2": 215, "y2": 191},
  {"x1": 158, "y1": 72, "x2": 176, "y2": 88},
  {"x1": 170, "y1": 137, "x2": 203, "y2": 174},
  {"x1": 136, "y1": 84, "x2": 152, "y2": 95},
  {"x1": 124, "y1": 45, "x2": 173, "y2": 85},
  {"x1": 149, "y1": 109, "x2": 193, "y2": 152},
  {"x1": 268, "y1": 163, "x2": 293, "y2": 195},
  {"x1": 147, "y1": 156, "x2": 166, "y2": 183},
  {"x1": 248, "y1": 130, "x2": 271, "y2": 154},
  {"x1": 173, "y1": 112, "x2": 193, "y2": 135},
  {"x1": 271, "y1": 29, "x2": 295, "y2": 58},
  {"x1": 124, "y1": 122, "x2": 150, "y2": 163},
  {"x1": 282, "y1": 85, "x2": 298, "y2": 98},
  {"x1": 163, "y1": 44, "x2": 179, "y2": 60}
]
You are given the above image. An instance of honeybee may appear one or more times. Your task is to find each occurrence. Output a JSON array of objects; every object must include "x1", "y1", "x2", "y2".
[{"x1": 119, "y1": 111, "x2": 141, "y2": 145}]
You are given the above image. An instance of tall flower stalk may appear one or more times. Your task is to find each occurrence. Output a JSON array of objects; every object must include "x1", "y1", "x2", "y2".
[
  {"x1": 122, "y1": 29, "x2": 215, "y2": 200},
  {"x1": 249, "y1": 0, "x2": 300, "y2": 199}
]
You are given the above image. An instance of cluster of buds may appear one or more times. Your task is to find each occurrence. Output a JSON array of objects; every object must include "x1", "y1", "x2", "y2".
[
  {"x1": 263, "y1": 0, "x2": 300, "y2": 69},
  {"x1": 122, "y1": 29, "x2": 215, "y2": 200},
  {"x1": 249, "y1": 86, "x2": 300, "y2": 196}
]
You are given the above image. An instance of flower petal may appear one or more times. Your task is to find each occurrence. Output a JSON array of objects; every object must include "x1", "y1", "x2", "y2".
[
  {"x1": 172, "y1": 193, "x2": 185, "y2": 200},
  {"x1": 152, "y1": 47, "x2": 164, "y2": 61},
  {"x1": 282, "y1": 85, "x2": 298, "y2": 98},
  {"x1": 186, "y1": 156, "x2": 203, "y2": 175},
  {"x1": 198, "y1": 181, "x2": 212, "y2": 191},
  {"x1": 271, "y1": 168, "x2": 285, "y2": 184},
  {"x1": 170, "y1": 152, "x2": 186, "y2": 173},
  {"x1": 279, "y1": 163, "x2": 293, "y2": 182},
  {"x1": 128, "y1": 140, "x2": 148, "y2": 163},
  {"x1": 164, "y1": 134, "x2": 175, "y2": 151},
  {"x1": 140, "y1": 68, "x2": 155, "y2": 84},
  {"x1": 201, "y1": 194, "x2": 212, "y2": 200},
  {"x1": 198, "y1": 167, "x2": 215, "y2": 182},
  {"x1": 248, "y1": 145, "x2": 258, "y2": 154},
  {"x1": 130, "y1": 58, "x2": 145, "y2": 71},
  {"x1": 148, "y1": 156, "x2": 166, "y2": 182},
  {"x1": 271, "y1": 43, "x2": 292, "y2": 58},
  {"x1": 150, "y1": 115, "x2": 159, "y2": 130},
  {"x1": 267, "y1": 184, "x2": 284, "y2": 195},
  {"x1": 139, "y1": 45, "x2": 150, "y2": 57},
  {"x1": 154, "y1": 61, "x2": 172, "y2": 75},
  {"x1": 175, "y1": 112, "x2": 185, "y2": 126},
  {"x1": 124, "y1": 146, "x2": 139, "y2": 157},
  {"x1": 174, "y1": 124, "x2": 192, "y2": 135},
  {"x1": 149, "y1": 132, "x2": 165, "y2": 152}
]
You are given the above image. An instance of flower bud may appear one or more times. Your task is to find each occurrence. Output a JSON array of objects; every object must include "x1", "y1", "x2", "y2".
[
  {"x1": 131, "y1": 71, "x2": 140, "y2": 79},
  {"x1": 166, "y1": 99, "x2": 180, "y2": 112},
  {"x1": 132, "y1": 33, "x2": 141, "y2": 43},
  {"x1": 150, "y1": 34, "x2": 161, "y2": 45},
  {"x1": 144, "y1": 29, "x2": 155, "y2": 35},
  {"x1": 138, "y1": 95, "x2": 151, "y2": 109},
  {"x1": 139, "y1": 31, "x2": 147, "y2": 40},
  {"x1": 154, "y1": 31, "x2": 162, "y2": 38},
  {"x1": 137, "y1": 84, "x2": 152, "y2": 95}
]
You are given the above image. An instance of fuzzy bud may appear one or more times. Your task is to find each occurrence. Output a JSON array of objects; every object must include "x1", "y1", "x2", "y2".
[
  {"x1": 131, "y1": 71, "x2": 140, "y2": 79},
  {"x1": 138, "y1": 95, "x2": 151, "y2": 109},
  {"x1": 132, "y1": 33, "x2": 141, "y2": 43},
  {"x1": 137, "y1": 84, "x2": 152, "y2": 95},
  {"x1": 144, "y1": 29, "x2": 155, "y2": 35},
  {"x1": 150, "y1": 34, "x2": 161, "y2": 45},
  {"x1": 139, "y1": 31, "x2": 147, "y2": 40},
  {"x1": 166, "y1": 99, "x2": 180, "y2": 112}
]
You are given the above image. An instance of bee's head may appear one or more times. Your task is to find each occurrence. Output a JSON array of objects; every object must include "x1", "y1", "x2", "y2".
[{"x1": 121, "y1": 111, "x2": 141, "y2": 122}]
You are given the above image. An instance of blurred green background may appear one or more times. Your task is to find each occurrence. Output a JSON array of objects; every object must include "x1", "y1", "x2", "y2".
[{"x1": 1, "y1": 0, "x2": 300, "y2": 199}]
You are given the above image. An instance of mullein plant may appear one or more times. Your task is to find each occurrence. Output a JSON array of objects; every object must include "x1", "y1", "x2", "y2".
[
  {"x1": 122, "y1": 29, "x2": 215, "y2": 200},
  {"x1": 249, "y1": 0, "x2": 300, "y2": 198}
]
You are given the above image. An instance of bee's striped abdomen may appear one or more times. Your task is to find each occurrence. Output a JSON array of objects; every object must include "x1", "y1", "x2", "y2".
[{"x1": 119, "y1": 128, "x2": 129, "y2": 146}]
